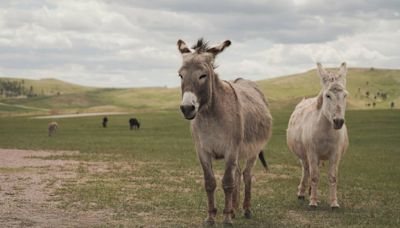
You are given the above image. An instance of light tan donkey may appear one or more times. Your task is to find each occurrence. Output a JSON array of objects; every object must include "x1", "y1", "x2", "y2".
[
  {"x1": 287, "y1": 62, "x2": 349, "y2": 209},
  {"x1": 176, "y1": 39, "x2": 272, "y2": 225},
  {"x1": 48, "y1": 121, "x2": 58, "y2": 137}
]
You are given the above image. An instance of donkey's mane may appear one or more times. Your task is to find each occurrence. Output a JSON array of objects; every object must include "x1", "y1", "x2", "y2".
[{"x1": 192, "y1": 38, "x2": 210, "y2": 53}]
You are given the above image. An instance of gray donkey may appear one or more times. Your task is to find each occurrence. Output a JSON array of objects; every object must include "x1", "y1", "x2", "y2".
[{"x1": 177, "y1": 38, "x2": 272, "y2": 225}]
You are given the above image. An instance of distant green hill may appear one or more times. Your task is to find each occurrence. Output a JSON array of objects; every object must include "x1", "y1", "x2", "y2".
[
  {"x1": 258, "y1": 68, "x2": 400, "y2": 110},
  {"x1": 0, "y1": 77, "x2": 93, "y2": 97},
  {"x1": 0, "y1": 68, "x2": 399, "y2": 115}
]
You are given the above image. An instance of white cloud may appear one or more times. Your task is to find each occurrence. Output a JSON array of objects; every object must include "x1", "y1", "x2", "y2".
[{"x1": 0, "y1": 0, "x2": 399, "y2": 87}]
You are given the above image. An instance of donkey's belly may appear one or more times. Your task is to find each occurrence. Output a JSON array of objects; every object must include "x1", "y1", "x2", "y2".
[
  {"x1": 211, "y1": 151, "x2": 225, "y2": 160},
  {"x1": 203, "y1": 142, "x2": 227, "y2": 160},
  {"x1": 196, "y1": 131, "x2": 229, "y2": 160},
  {"x1": 314, "y1": 139, "x2": 337, "y2": 160}
]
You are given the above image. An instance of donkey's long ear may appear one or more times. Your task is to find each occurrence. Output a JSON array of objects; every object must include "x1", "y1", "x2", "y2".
[
  {"x1": 317, "y1": 62, "x2": 330, "y2": 86},
  {"x1": 337, "y1": 62, "x2": 347, "y2": 86},
  {"x1": 207, "y1": 40, "x2": 231, "y2": 56},
  {"x1": 177, "y1": 39, "x2": 191, "y2": 54},
  {"x1": 316, "y1": 92, "x2": 323, "y2": 109}
]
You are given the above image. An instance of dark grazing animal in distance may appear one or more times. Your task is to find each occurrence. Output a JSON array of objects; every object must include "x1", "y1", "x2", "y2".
[
  {"x1": 102, "y1": 116, "x2": 108, "y2": 128},
  {"x1": 129, "y1": 118, "x2": 140, "y2": 130}
]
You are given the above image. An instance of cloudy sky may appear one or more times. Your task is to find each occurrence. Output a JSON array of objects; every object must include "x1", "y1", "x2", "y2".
[{"x1": 0, "y1": 0, "x2": 399, "y2": 87}]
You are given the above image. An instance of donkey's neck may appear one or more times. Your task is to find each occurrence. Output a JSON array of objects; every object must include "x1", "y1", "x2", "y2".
[
  {"x1": 199, "y1": 73, "x2": 232, "y2": 118},
  {"x1": 317, "y1": 109, "x2": 334, "y2": 133}
]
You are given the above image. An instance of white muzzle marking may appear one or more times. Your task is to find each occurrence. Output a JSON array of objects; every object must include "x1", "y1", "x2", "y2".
[{"x1": 181, "y1": 91, "x2": 199, "y2": 111}]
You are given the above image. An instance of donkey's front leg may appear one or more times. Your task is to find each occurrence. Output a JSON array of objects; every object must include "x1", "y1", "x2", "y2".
[
  {"x1": 328, "y1": 153, "x2": 341, "y2": 209},
  {"x1": 199, "y1": 153, "x2": 217, "y2": 225},
  {"x1": 222, "y1": 156, "x2": 238, "y2": 225},
  {"x1": 308, "y1": 153, "x2": 320, "y2": 208}
]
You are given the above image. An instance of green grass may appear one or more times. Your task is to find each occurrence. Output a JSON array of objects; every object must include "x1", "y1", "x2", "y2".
[
  {"x1": 0, "y1": 108, "x2": 399, "y2": 227},
  {"x1": 0, "y1": 103, "x2": 33, "y2": 112}
]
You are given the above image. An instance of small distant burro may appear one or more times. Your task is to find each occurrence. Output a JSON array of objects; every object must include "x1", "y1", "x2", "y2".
[
  {"x1": 48, "y1": 121, "x2": 58, "y2": 137},
  {"x1": 176, "y1": 38, "x2": 272, "y2": 225}
]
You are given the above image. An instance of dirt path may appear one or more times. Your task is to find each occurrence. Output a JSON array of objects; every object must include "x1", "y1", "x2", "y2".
[
  {"x1": 0, "y1": 149, "x2": 115, "y2": 227},
  {"x1": 32, "y1": 112, "x2": 129, "y2": 119}
]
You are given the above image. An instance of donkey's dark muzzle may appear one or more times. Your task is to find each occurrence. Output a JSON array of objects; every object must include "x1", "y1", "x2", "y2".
[
  {"x1": 180, "y1": 105, "x2": 196, "y2": 120},
  {"x1": 333, "y1": 118, "x2": 345, "y2": 129}
]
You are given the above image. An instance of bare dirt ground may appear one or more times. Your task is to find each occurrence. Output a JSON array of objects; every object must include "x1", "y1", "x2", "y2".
[
  {"x1": 32, "y1": 112, "x2": 129, "y2": 119},
  {"x1": 0, "y1": 149, "x2": 116, "y2": 227}
]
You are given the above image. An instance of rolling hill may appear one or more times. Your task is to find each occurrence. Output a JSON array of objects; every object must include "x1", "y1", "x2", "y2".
[
  {"x1": 258, "y1": 68, "x2": 400, "y2": 110},
  {"x1": 0, "y1": 68, "x2": 399, "y2": 116},
  {"x1": 0, "y1": 77, "x2": 93, "y2": 96}
]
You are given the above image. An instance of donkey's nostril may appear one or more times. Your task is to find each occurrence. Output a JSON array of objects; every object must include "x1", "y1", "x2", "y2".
[
  {"x1": 180, "y1": 105, "x2": 195, "y2": 116},
  {"x1": 333, "y1": 118, "x2": 345, "y2": 129}
]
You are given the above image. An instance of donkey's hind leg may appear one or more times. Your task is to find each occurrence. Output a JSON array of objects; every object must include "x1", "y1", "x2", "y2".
[
  {"x1": 298, "y1": 159, "x2": 310, "y2": 200},
  {"x1": 232, "y1": 165, "x2": 241, "y2": 218},
  {"x1": 243, "y1": 156, "x2": 257, "y2": 219}
]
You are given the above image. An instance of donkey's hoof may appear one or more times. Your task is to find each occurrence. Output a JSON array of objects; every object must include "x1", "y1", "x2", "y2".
[
  {"x1": 331, "y1": 201, "x2": 340, "y2": 209},
  {"x1": 203, "y1": 219, "x2": 215, "y2": 226},
  {"x1": 309, "y1": 204, "x2": 317, "y2": 210},
  {"x1": 244, "y1": 210, "x2": 252, "y2": 219},
  {"x1": 298, "y1": 195, "x2": 305, "y2": 200},
  {"x1": 331, "y1": 205, "x2": 340, "y2": 211},
  {"x1": 223, "y1": 219, "x2": 233, "y2": 227}
]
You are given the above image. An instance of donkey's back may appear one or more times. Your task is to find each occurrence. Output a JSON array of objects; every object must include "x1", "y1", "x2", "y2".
[{"x1": 231, "y1": 78, "x2": 272, "y2": 153}]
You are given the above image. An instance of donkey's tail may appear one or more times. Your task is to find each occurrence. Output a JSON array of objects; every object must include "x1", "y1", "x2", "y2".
[{"x1": 258, "y1": 150, "x2": 269, "y2": 173}]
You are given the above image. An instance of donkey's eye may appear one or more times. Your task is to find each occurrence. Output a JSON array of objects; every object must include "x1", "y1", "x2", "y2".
[
  {"x1": 344, "y1": 94, "x2": 347, "y2": 98},
  {"x1": 326, "y1": 94, "x2": 331, "y2": 99},
  {"x1": 178, "y1": 74, "x2": 183, "y2": 79},
  {"x1": 199, "y1": 74, "x2": 207, "y2": 80}
]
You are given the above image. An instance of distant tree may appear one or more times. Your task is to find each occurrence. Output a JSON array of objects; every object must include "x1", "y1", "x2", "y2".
[
  {"x1": 372, "y1": 102, "x2": 376, "y2": 107},
  {"x1": 29, "y1": 86, "x2": 33, "y2": 96},
  {"x1": 391, "y1": 102, "x2": 395, "y2": 108},
  {"x1": 365, "y1": 91, "x2": 370, "y2": 97},
  {"x1": 0, "y1": 80, "x2": 25, "y2": 97},
  {"x1": 27, "y1": 85, "x2": 37, "y2": 97}
]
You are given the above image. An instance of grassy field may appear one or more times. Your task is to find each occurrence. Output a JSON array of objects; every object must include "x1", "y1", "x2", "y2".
[
  {"x1": 1, "y1": 68, "x2": 399, "y2": 116},
  {"x1": 0, "y1": 68, "x2": 399, "y2": 226},
  {"x1": 0, "y1": 108, "x2": 399, "y2": 227}
]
